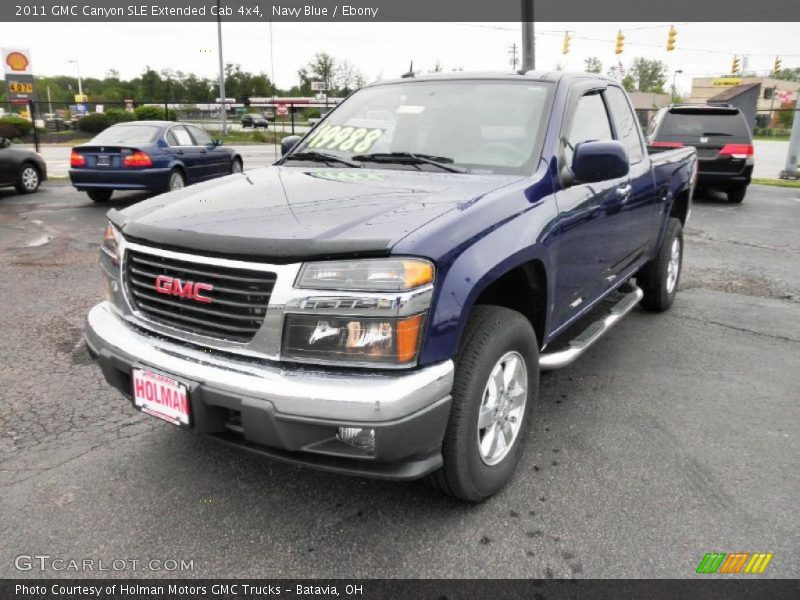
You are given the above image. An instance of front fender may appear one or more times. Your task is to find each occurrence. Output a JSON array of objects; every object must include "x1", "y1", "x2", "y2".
[{"x1": 416, "y1": 178, "x2": 558, "y2": 365}]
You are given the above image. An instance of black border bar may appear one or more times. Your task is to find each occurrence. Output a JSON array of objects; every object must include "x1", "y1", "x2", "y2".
[
  {"x1": 4, "y1": 0, "x2": 800, "y2": 22},
  {"x1": 4, "y1": 579, "x2": 800, "y2": 600}
]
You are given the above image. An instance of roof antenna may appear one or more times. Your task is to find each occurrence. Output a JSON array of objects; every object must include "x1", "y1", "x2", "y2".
[{"x1": 401, "y1": 60, "x2": 415, "y2": 78}]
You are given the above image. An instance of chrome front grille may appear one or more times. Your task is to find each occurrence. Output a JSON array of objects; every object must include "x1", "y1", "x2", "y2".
[{"x1": 124, "y1": 249, "x2": 277, "y2": 343}]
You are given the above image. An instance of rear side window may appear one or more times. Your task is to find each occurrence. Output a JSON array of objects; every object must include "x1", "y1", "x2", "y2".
[
  {"x1": 167, "y1": 126, "x2": 194, "y2": 146},
  {"x1": 565, "y1": 93, "x2": 613, "y2": 165},
  {"x1": 657, "y1": 110, "x2": 751, "y2": 140},
  {"x1": 604, "y1": 86, "x2": 643, "y2": 163}
]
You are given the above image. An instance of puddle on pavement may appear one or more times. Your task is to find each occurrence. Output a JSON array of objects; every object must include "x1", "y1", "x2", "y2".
[{"x1": 27, "y1": 235, "x2": 52, "y2": 247}]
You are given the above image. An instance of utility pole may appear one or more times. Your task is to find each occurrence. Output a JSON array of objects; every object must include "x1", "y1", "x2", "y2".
[
  {"x1": 780, "y1": 99, "x2": 800, "y2": 179},
  {"x1": 521, "y1": 0, "x2": 534, "y2": 71},
  {"x1": 509, "y1": 43, "x2": 519, "y2": 70},
  {"x1": 216, "y1": 0, "x2": 227, "y2": 135}
]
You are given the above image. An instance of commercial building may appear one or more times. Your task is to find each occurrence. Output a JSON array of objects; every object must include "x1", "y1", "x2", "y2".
[{"x1": 688, "y1": 77, "x2": 799, "y2": 129}]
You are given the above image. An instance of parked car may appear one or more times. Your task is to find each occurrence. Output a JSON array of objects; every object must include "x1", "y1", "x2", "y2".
[
  {"x1": 69, "y1": 121, "x2": 243, "y2": 203},
  {"x1": 307, "y1": 108, "x2": 332, "y2": 127},
  {"x1": 84, "y1": 72, "x2": 696, "y2": 501},
  {"x1": 241, "y1": 114, "x2": 269, "y2": 129},
  {"x1": 0, "y1": 137, "x2": 46, "y2": 195},
  {"x1": 647, "y1": 103, "x2": 753, "y2": 203}
]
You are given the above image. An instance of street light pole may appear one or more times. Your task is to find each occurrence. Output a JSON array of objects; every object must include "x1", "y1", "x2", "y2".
[
  {"x1": 521, "y1": 0, "x2": 534, "y2": 71},
  {"x1": 216, "y1": 0, "x2": 227, "y2": 135},
  {"x1": 68, "y1": 60, "x2": 82, "y2": 96},
  {"x1": 672, "y1": 69, "x2": 683, "y2": 103}
]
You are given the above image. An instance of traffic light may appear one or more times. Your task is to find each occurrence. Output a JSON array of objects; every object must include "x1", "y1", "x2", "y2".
[
  {"x1": 773, "y1": 56, "x2": 782, "y2": 75},
  {"x1": 562, "y1": 31, "x2": 572, "y2": 55},
  {"x1": 615, "y1": 30, "x2": 625, "y2": 55},
  {"x1": 666, "y1": 26, "x2": 677, "y2": 52},
  {"x1": 731, "y1": 55, "x2": 741, "y2": 74}
]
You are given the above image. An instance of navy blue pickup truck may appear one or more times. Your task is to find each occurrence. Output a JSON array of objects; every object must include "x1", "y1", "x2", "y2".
[{"x1": 85, "y1": 72, "x2": 697, "y2": 501}]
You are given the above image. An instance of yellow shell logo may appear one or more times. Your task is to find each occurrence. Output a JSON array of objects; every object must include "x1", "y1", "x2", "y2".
[{"x1": 6, "y1": 52, "x2": 29, "y2": 72}]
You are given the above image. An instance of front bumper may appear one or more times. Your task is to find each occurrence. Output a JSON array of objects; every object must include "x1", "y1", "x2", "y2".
[{"x1": 84, "y1": 302, "x2": 454, "y2": 480}]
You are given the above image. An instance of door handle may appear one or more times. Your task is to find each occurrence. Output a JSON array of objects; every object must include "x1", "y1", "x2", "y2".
[{"x1": 616, "y1": 183, "x2": 632, "y2": 199}]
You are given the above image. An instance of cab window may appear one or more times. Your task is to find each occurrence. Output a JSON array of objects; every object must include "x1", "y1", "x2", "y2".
[
  {"x1": 565, "y1": 92, "x2": 613, "y2": 166},
  {"x1": 605, "y1": 86, "x2": 643, "y2": 163}
]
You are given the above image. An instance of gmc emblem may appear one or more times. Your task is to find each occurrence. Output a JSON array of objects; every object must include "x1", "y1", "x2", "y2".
[{"x1": 154, "y1": 275, "x2": 213, "y2": 304}]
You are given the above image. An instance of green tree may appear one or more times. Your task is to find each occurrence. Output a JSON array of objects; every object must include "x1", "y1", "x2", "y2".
[
  {"x1": 583, "y1": 57, "x2": 602, "y2": 74},
  {"x1": 629, "y1": 58, "x2": 668, "y2": 93},
  {"x1": 298, "y1": 52, "x2": 337, "y2": 95},
  {"x1": 773, "y1": 67, "x2": 800, "y2": 82}
]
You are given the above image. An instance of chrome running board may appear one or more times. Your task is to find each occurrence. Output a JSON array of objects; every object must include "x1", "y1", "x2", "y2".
[{"x1": 540, "y1": 285, "x2": 644, "y2": 370}]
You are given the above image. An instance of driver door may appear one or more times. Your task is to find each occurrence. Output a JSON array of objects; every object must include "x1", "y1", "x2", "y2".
[{"x1": 551, "y1": 90, "x2": 633, "y2": 333}]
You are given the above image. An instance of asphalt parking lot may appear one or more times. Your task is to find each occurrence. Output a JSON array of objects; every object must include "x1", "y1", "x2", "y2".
[{"x1": 0, "y1": 182, "x2": 798, "y2": 579}]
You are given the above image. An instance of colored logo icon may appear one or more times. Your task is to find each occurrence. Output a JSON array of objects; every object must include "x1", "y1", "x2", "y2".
[{"x1": 696, "y1": 552, "x2": 773, "y2": 574}]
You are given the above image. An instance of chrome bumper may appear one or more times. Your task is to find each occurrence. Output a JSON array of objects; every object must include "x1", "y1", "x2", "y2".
[{"x1": 84, "y1": 302, "x2": 454, "y2": 422}]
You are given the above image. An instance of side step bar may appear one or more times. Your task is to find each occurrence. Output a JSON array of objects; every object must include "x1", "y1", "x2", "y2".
[{"x1": 539, "y1": 286, "x2": 644, "y2": 370}]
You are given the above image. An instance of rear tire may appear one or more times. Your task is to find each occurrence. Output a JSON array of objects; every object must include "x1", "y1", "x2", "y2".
[
  {"x1": 15, "y1": 163, "x2": 40, "y2": 194},
  {"x1": 167, "y1": 169, "x2": 186, "y2": 192},
  {"x1": 638, "y1": 217, "x2": 683, "y2": 312},
  {"x1": 429, "y1": 305, "x2": 538, "y2": 502},
  {"x1": 727, "y1": 186, "x2": 747, "y2": 204},
  {"x1": 87, "y1": 189, "x2": 113, "y2": 203}
]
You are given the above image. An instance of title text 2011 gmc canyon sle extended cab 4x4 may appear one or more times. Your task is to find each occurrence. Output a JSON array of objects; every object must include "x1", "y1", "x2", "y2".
[{"x1": 85, "y1": 72, "x2": 697, "y2": 501}]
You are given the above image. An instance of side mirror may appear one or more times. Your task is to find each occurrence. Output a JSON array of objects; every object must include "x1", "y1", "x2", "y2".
[
  {"x1": 281, "y1": 135, "x2": 301, "y2": 157},
  {"x1": 212, "y1": 139, "x2": 223, "y2": 147},
  {"x1": 571, "y1": 140, "x2": 629, "y2": 184},
  {"x1": 0, "y1": 138, "x2": 10, "y2": 149}
]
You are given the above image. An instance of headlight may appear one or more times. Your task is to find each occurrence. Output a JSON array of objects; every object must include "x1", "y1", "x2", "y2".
[
  {"x1": 101, "y1": 223, "x2": 122, "y2": 264},
  {"x1": 296, "y1": 258, "x2": 434, "y2": 291},
  {"x1": 282, "y1": 313, "x2": 424, "y2": 366}
]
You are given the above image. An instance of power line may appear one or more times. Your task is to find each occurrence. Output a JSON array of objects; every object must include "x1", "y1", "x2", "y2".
[{"x1": 445, "y1": 22, "x2": 800, "y2": 59}]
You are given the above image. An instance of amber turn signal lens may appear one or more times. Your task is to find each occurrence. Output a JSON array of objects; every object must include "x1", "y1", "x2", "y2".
[
  {"x1": 396, "y1": 314, "x2": 424, "y2": 363},
  {"x1": 402, "y1": 260, "x2": 434, "y2": 289}
]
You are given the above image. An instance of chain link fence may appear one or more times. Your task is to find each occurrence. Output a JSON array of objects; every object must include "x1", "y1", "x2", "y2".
[{"x1": 1, "y1": 98, "x2": 338, "y2": 151}]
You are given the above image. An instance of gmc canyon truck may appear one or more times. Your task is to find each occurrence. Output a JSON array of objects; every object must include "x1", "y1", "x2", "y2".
[{"x1": 85, "y1": 72, "x2": 697, "y2": 501}]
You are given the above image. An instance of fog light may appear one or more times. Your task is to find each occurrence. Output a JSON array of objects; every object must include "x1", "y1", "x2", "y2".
[{"x1": 337, "y1": 427, "x2": 376, "y2": 454}]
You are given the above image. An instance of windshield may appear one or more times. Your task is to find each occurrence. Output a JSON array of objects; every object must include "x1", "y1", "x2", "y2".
[
  {"x1": 91, "y1": 124, "x2": 161, "y2": 144},
  {"x1": 291, "y1": 80, "x2": 552, "y2": 174}
]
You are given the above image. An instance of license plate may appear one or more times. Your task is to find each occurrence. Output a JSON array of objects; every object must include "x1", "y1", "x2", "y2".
[
  {"x1": 96, "y1": 155, "x2": 111, "y2": 166},
  {"x1": 132, "y1": 368, "x2": 190, "y2": 426}
]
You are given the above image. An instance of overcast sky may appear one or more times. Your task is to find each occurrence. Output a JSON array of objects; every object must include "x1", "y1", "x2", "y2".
[{"x1": 4, "y1": 22, "x2": 799, "y2": 94}]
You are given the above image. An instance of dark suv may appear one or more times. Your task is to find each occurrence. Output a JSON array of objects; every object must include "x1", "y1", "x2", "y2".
[{"x1": 647, "y1": 104, "x2": 753, "y2": 203}]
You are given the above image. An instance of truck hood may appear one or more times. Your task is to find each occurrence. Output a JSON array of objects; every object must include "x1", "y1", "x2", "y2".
[{"x1": 112, "y1": 166, "x2": 519, "y2": 261}]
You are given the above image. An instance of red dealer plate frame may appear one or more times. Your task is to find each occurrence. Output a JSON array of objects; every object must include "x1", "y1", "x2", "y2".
[{"x1": 131, "y1": 368, "x2": 191, "y2": 427}]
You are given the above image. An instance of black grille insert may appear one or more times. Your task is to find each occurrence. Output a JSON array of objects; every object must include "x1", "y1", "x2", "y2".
[{"x1": 125, "y1": 249, "x2": 277, "y2": 342}]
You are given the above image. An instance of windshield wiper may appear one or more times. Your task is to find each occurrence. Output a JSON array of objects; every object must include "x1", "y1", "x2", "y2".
[
  {"x1": 283, "y1": 151, "x2": 361, "y2": 167},
  {"x1": 701, "y1": 132, "x2": 733, "y2": 137},
  {"x1": 350, "y1": 152, "x2": 468, "y2": 173}
]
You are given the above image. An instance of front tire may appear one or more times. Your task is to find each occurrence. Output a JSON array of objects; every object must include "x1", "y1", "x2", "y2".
[
  {"x1": 429, "y1": 305, "x2": 538, "y2": 502},
  {"x1": 638, "y1": 217, "x2": 683, "y2": 312},
  {"x1": 727, "y1": 186, "x2": 747, "y2": 204},
  {"x1": 87, "y1": 189, "x2": 113, "y2": 203},
  {"x1": 15, "y1": 163, "x2": 40, "y2": 194},
  {"x1": 231, "y1": 158, "x2": 243, "y2": 174}
]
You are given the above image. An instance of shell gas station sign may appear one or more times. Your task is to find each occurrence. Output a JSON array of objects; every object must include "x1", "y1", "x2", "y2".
[{"x1": 3, "y1": 48, "x2": 35, "y2": 104}]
